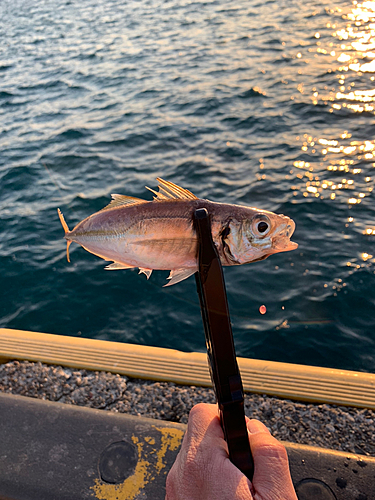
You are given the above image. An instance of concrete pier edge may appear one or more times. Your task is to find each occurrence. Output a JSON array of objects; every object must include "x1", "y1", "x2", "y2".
[
  {"x1": 1, "y1": 328, "x2": 375, "y2": 499},
  {"x1": 0, "y1": 328, "x2": 375, "y2": 409}
]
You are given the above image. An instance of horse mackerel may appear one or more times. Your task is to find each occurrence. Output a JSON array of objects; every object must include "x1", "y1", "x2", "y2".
[{"x1": 58, "y1": 178, "x2": 298, "y2": 286}]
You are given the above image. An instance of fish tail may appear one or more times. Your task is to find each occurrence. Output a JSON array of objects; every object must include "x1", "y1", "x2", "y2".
[{"x1": 57, "y1": 208, "x2": 72, "y2": 263}]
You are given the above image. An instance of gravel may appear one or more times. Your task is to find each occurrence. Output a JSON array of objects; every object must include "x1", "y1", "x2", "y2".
[{"x1": 0, "y1": 360, "x2": 374, "y2": 456}]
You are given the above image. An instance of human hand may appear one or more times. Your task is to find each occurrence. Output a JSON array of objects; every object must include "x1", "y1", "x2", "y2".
[{"x1": 165, "y1": 403, "x2": 297, "y2": 500}]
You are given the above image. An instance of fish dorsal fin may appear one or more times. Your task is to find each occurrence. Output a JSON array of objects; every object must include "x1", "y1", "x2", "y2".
[
  {"x1": 146, "y1": 178, "x2": 198, "y2": 202},
  {"x1": 100, "y1": 194, "x2": 148, "y2": 212},
  {"x1": 164, "y1": 267, "x2": 197, "y2": 287}
]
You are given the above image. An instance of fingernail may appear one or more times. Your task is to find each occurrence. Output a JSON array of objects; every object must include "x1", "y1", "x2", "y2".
[{"x1": 247, "y1": 419, "x2": 271, "y2": 435}]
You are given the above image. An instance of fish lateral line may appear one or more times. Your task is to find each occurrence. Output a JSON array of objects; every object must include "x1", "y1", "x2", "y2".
[{"x1": 57, "y1": 208, "x2": 72, "y2": 263}]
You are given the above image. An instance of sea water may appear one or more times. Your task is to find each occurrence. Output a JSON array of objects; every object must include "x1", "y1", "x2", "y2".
[{"x1": 1, "y1": 0, "x2": 375, "y2": 372}]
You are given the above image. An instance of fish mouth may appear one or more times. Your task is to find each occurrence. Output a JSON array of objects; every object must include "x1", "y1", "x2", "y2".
[
  {"x1": 270, "y1": 218, "x2": 298, "y2": 253},
  {"x1": 273, "y1": 239, "x2": 298, "y2": 252}
]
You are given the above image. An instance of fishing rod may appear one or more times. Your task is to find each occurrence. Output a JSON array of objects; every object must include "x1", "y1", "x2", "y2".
[{"x1": 194, "y1": 208, "x2": 254, "y2": 481}]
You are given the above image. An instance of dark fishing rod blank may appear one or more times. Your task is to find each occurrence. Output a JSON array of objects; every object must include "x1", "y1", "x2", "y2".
[{"x1": 194, "y1": 207, "x2": 254, "y2": 481}]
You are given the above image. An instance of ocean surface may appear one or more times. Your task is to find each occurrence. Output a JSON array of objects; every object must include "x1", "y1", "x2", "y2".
[{"x1": 1, "y1": 0, "x2": 375, "y2": 373}]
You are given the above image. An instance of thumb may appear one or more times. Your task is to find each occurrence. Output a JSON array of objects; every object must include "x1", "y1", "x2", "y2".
[{"x1": 247, "y1": 419, "x2": 297, "y2": 500}]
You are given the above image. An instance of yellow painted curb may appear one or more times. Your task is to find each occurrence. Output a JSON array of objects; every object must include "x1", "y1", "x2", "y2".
[{"x1": 0, "y1": 328, "x2": 374, "y2": 409}]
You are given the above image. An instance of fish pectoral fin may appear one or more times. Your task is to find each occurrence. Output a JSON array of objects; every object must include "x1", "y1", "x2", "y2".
[
  {"x1": 138, "y1": 268, "x2": 153, "y2": 279},
  {"x1": 100, "y1": 194, "x2": 148, "y2": 212},
  {"x1": 146, "y1": 178, "x2": 198, "y2": 202},
  {"x1": 104, "y1": 262, "x2": 135, "y2": 270},
  {"x1": 164, "y1": 268, "x2": 197, "y2": 287}
]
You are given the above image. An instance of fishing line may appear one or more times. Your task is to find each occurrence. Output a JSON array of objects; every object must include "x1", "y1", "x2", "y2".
[{"x1": 41, "y1": 162, "x2": 67, "y2": 196}]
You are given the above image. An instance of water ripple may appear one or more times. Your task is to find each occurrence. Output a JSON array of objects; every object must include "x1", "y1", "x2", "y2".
[{"x1": 1, "y1": 0, "x2": 375, "y2": 372}]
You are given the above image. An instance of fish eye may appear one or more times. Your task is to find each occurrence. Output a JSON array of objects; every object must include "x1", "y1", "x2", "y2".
[
  {"x1": 257, "y1": 221, "x2": 269, "y2": 233},
  {"x1": 251, "y1": 216, "x2": 271, "y2": 237}
]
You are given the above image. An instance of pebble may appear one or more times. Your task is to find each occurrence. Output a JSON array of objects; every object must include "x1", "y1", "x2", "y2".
[{"x1": 0, "y1": 360, "x2": 374, "y2": 456}]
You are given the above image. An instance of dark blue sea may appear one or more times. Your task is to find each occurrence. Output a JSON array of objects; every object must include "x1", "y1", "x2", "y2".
[{"x1": 1, "y1": 0, "x2": 375, "y2": 373}]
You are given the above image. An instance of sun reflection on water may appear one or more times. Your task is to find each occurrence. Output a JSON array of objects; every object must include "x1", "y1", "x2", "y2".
[
  {"x1": 290, "y1": 0, "x2": 375, "y2": 248},
  {"x1": 334, "y1": 1, "x2": 375, "y2": 112},
  {"x1": 292, "y1": 132, "x2": 374, "y2": 206}
]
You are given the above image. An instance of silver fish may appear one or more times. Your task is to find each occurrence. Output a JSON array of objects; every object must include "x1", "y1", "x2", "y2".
[{"x1": 58, "y1": 178, "x2": 298, "y2": 286}]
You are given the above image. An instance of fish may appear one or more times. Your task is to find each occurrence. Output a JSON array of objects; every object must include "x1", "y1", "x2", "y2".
[{"x1": 58, "y1": 178, "x2": 298, "y2": 286}]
